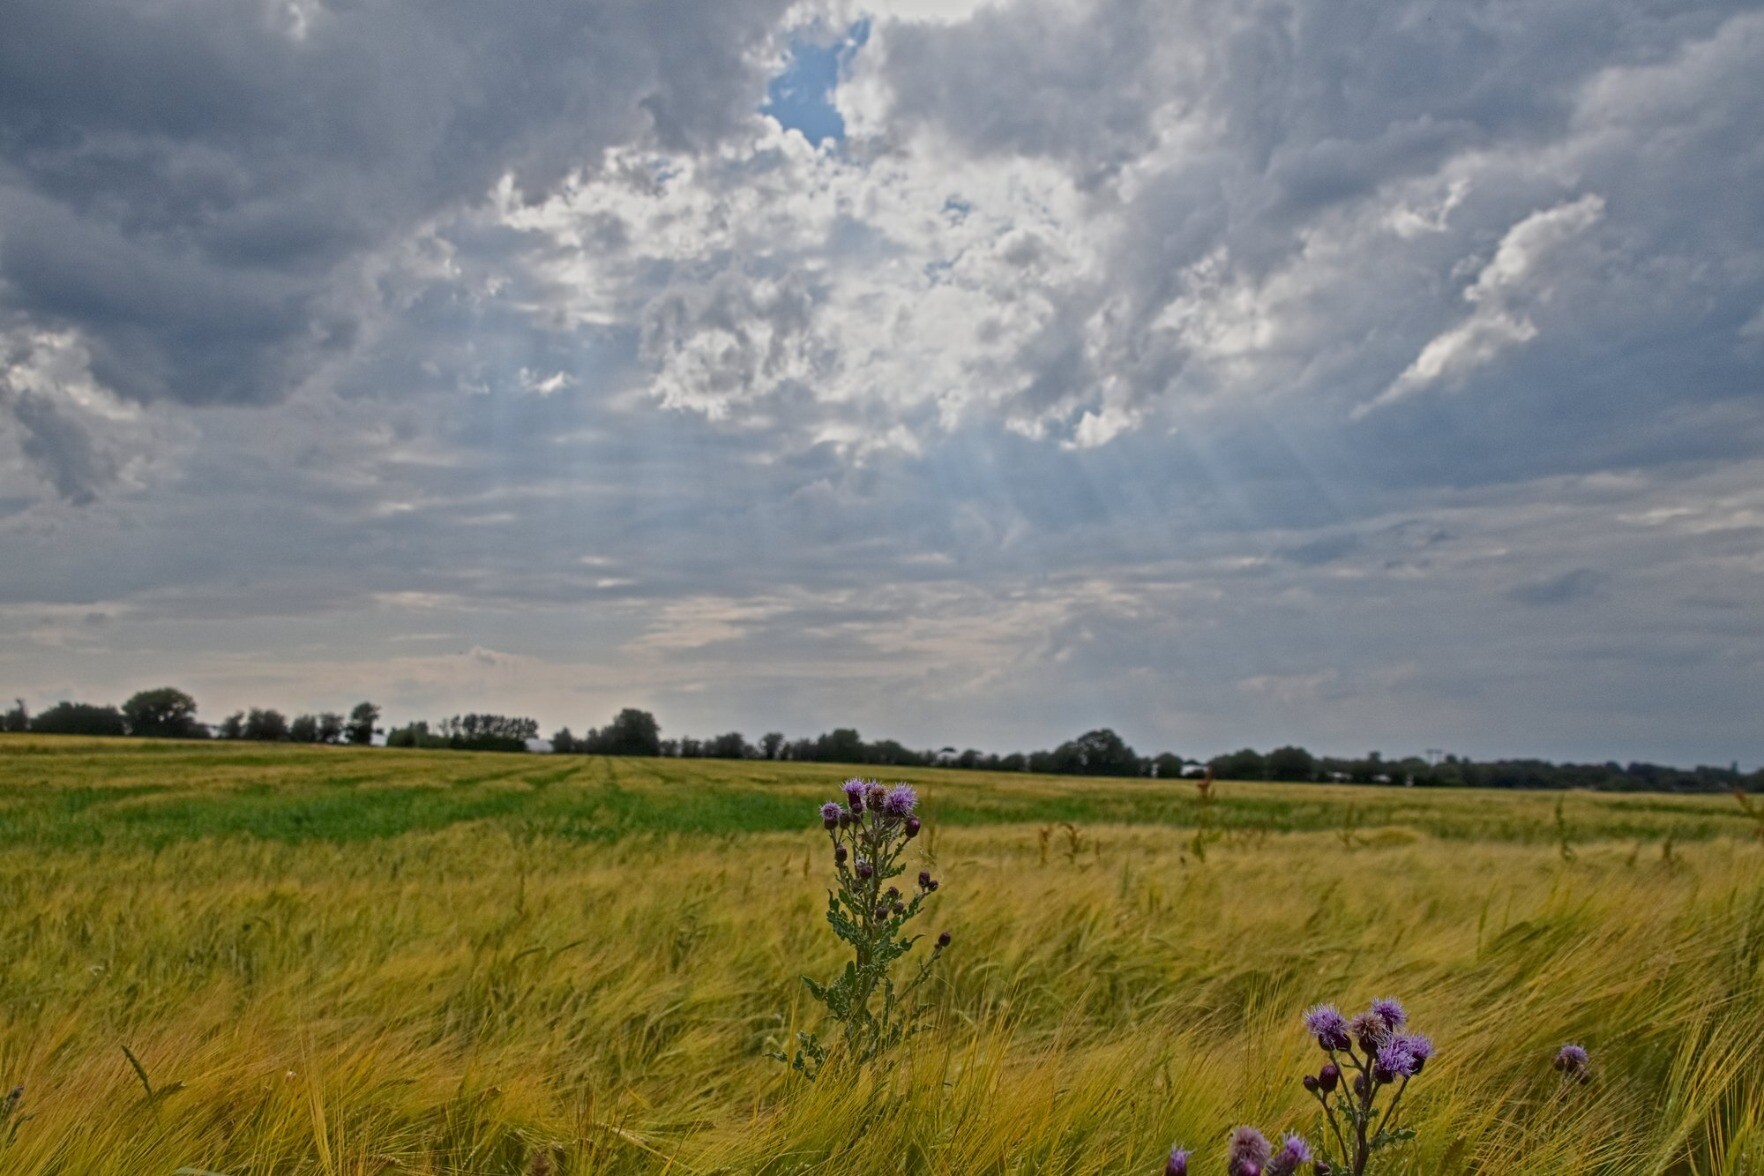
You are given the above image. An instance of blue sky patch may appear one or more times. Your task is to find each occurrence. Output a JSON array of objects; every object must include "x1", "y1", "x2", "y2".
[{"x1": 762, "y1": 21, "x2": 869, "y2": 145}]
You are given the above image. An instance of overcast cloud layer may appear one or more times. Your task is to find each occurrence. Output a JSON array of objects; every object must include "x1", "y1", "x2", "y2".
[{"x1": 3, "y1": 0, "x2": 1762, "y2": 764}]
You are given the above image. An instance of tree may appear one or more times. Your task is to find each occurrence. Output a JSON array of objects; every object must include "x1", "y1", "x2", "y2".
[
  {"x1": 1050, "y1": 728, "x2": 1140, "y2": 776},
  {"x1": 244, "y1": 708, "x2": 289, "y2": 741},
  {"x1": 2, "y1": 699, "x2": 28, "y2": 733},
  {"x1": 122, "y1": 687, "x2": 200, "y2": 738},
  {"x1": 1210, "y1": 748, "x2": 1267, "y2": 780},
  {"x1": 815, "y1": 728, "x2": 865, "y2": 764},
  {"x1": 317, "y1": 712, "x2": 345, "y2": 744},
  {"x1": 31, "y1": 701, "x2": 127, "y2": 736},
  {"x1": 551, "y1": 727, "x2": 576, "y2": 754},
  {"x1": 1266, "y1": 745, "x2": 1317, "y2": 782},
  {"x1": 582, "y1": 708, "x2": 661, "y2": 756},
  {"x1": 289, "y1": 714, "x2": 320, "y2": 743},
  {"x1": 760, "y1": 731, "x2": 786, "y2": 760},
  {"x1": 217, "y1": 711, "x2": 246, "y2": 740},
  {"x1": 705, "y1": 731, "x2": 751, "y2": 759},
  {"x1": 346, "y1": 702, "x2": 380, "y2": 745},
  {"x1": 1151, "y1": 752, "x2": 1185, "y2": 779}
]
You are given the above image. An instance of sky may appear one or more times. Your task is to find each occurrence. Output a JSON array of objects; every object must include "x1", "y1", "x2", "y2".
[{"x1": 2, "y1": 0, "x2": 1762, "y2": 766}]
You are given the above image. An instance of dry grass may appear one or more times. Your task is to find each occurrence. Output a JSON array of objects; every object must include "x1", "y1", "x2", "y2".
[{"x1": 0, "y1": 738, "x2": 1760, "y2": 1173}]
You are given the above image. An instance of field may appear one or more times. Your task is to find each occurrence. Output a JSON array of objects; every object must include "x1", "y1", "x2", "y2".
[{"x1": 0, "y1": 736, "x2": 1760, "y2": 1175}]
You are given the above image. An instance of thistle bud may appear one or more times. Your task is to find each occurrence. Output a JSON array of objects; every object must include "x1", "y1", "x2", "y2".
[
  {"x1": 906, "y1": 817, "x2": 922, "y2": 837},
  {"x1": 1303, "y1": 1075, "x2": 1319, "y2": 1093},
  {"x1": 857, "y1": 860, "x2": 873, "y2": 879},
  {"x1": 834, "y1": 844, "x2": 848, "y2": 864},
  {"x1": 937, "y1": 930, "x2": 951, "y2": 948},
  {"x1": 1317, "y1": 1063, "x2": 1340, "y2": 1093},
  {"x1": 919, "y1": 870, "x2": 933, "y2": 889}
]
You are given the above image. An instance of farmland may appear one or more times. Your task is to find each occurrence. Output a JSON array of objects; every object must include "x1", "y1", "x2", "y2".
[{"x1": 0, "y1": 736, "x2": 1760, "y2": 1173}]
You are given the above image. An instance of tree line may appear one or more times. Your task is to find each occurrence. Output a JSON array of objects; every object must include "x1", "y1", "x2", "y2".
[{"x1": 4, "y1": 690, "x2": 1758, "y2": 793}]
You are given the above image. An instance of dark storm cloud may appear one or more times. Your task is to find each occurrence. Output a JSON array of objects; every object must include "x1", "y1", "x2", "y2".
[{"x1": 0, "y1": 0, "x2": 795, "y2": 406}]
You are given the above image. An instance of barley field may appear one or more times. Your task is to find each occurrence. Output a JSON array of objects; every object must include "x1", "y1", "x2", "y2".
[{"x1": 0, "y1": 736, "x2": 1759, "y2": 1175}]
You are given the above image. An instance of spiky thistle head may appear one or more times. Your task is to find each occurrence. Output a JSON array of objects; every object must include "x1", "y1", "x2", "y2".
[
  {"x1": 1351, "y1": 1010, "x2": 1389, "y2": 1053},
  {"x1": 820, "y1": 801, "x2": 844, "y2": 829},
  {"x1": 1164, "y1": 1146, "x2": 1191, "y2": 1176},
  {"x1": 1392, "y1": 1033, "x2": 1434, "y2": 1074},
  {"x1": 1554, "y1": 1043, "x2": 1590, "y2": 1077},
  {"x1": 1303, "y1": 1004, "x2": 1352, "y2": 1051},
  {"x1": 842, "y1": 778, "x2": 869, "y2": 811},
  {"x1": 1376, "y1": 1038, "x2": 1421, "y2": 1081},
  {"x1": 1227, "y1": 1126, "x2": 1273, "y2": 1176},
  {"x1": 882, "y1": 783, "x2": 918, "y2": 818},
  {"x1": 1266, "y1": 1134, "x2": 1313, "y2": 1176},
  {"x1": 1370, "y1": 998, "x2": 1406, "y2": 1032}
]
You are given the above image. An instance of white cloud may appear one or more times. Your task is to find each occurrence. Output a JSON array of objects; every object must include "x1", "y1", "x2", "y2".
[{"x1": 1360, "y1": 195, "x2": 1605, "y2": 414}]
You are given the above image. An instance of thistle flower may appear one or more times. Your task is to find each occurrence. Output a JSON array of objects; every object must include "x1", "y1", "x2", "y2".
[
  {"x1": 1164, "y1": 1146, "x2": 1191, "y2": 1176},
  {"x1": 843, "y1": 778, "x2": 868, "y2": 811},
  {"x1": 1554, "y1": 1043, "x2": 1590, "y2": 1077},
  {"x1": 1375, "y1": 1038, "x2": 1419, "y2": 1081},
  {"x1": 820, "y1": 801, "x2": 844, "y2": 829},
  {"x1": 866, "y1": 782, "x2": 888, "y2": 810},
  {"x1": 1351, "y1": 1010, "x2": 1389, "y2": 1054},
  {"x1": 1391, "y1": 1033, "x2": 1434, "y2": 1075},
  {"x1": 1227, "y1": 1126, "x2": 1273, "y2": 1176},
  {"x1": 1266, "y1": 1134, "x2": 1313, "y2": 1176},
  {"x1": 883, "y1": 783, "x2": 918, "y2": 818},
  {"x1": 1370, "y1": 998, "x2": 1406, "y2": 1032},
  {"x1": 1304, "y1": 1004, "x2": 1352, "y2": 1052}
]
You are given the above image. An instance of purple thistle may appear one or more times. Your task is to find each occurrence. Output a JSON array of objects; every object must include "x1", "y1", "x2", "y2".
[
  {"x1": 1317, "y1": 1062, "x2": 1340, "y2": 1093},
  {"x1": 1227, "y1": 1126, "x2": 1273, "y2": 1176},
  {"x1": 882, "y1": 784, "x2": 918, "y2": 818},
  {"x1": 1392, "y1": 1033, "x2": 1434, "y2": 1074},
  {"x1": 1370, "y1": 998, "x2": 1407, "y2": 1032},
  {"x1": 820, "y1": 801, "x2": 844, "y2": 829},
  {"x1": 1304, "y1": 1004, "x2": 1352, "y2": 1052},
  {"x1": 1165, "y1": 1146, "x2": 1191, "y2": 1176},
  {"x1": 1267, "y1": 1134, "x2": 1313, "y2": 1176},
  {"x1": 1351, "y1": 1010, "x2": 1389, "y2": 1054},
  {"x1": 905, "y1": 816, "x2": 922, "y2": 838},
  {"x1": 842, "y1": 778, "x2": 868, "y2": 811},
  {"x1": 1554, "y1": 1043, "x2": 1589, "y2": 1076},
  {"x1": 1376, "y1": 1038, "x2": 1420, "y2": 1081}
]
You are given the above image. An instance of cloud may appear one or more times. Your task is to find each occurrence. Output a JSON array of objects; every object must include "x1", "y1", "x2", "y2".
[
  {"x1": 3, "y1": 0, "x2": 1764, "y2": 765},
  {"x1": 0, "y1": 0, "x2": 797, "y2": 413},
  {"x1": 1362, "y1": 195, "x2": 1605, "y2": 414},
  {"x1": 1507, "y1": 567, "x2": 1606, "y2": 607}
]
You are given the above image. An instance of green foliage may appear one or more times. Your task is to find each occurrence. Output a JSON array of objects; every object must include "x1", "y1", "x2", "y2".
[
  {"x1": 779, "y1": 784, "x2": 947, "y2": 1078},
  {"x1": 345, "y1": 701, "x2": 380, "y2": 745},
  {"x1": 121, "y1": 687, "x2": 200, "y2": 739},
  {"x1": 30, "y1": 701, "x2": 127, "y2": 737}
]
